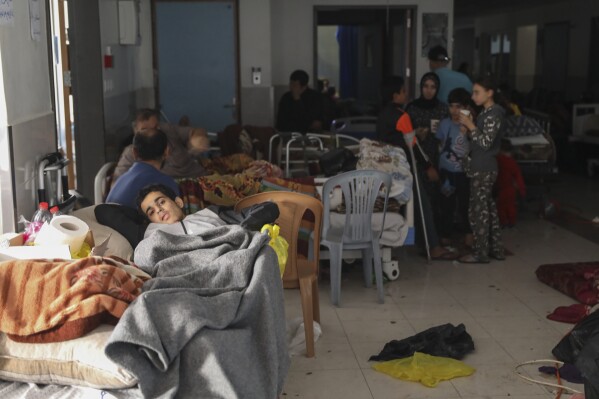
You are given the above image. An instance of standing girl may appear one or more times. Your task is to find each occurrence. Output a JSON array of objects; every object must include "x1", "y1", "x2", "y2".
[{"x1": 458, "y1": 77, "x2": 505, "y2": 263}]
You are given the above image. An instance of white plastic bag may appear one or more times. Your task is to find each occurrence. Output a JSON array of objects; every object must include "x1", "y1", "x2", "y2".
[{"x1": 286, "y1": 317, "x2": 322, "y2": 356}]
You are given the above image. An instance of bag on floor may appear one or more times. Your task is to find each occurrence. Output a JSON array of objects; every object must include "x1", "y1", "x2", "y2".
[{"x1": 372, "y1": 352, "x2": 475, "y2": 387}]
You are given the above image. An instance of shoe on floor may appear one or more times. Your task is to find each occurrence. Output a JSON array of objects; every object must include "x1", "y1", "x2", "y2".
[
  {"x1": 489, "y1": 251, "x2": 506, "y2": 261},
  {"x1": 430, "y1": 247, "x2": 459, "y2": 261}
]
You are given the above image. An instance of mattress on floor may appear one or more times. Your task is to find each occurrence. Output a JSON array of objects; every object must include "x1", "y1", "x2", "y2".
[{"x1": 536, "y1": 262, "x2": 599, "y2": 305}]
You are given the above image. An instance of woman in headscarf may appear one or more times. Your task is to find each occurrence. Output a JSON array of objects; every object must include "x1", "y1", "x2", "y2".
[{"x1": 405, "y1": 72, "x2": 449, "y2": 244}]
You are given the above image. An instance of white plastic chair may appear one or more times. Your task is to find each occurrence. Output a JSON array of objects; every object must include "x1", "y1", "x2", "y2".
[
  {"x1": 94, "y1": 162, "x2": 116, "y2": 204},
  {"x1": 320, "y1": 170, "x2": 392, "y2": 306}
]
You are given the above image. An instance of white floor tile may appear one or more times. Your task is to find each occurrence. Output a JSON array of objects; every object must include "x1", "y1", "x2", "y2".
[
  {"x1": 342, "y1": 319, "x2": 416, "y2": 344},
  {"x1": 282, "y1": 369, "x2": 373, "y2": 399},
  {"x1": 450, "y1": 363, "x2": 546, "y2": 396},
  {"x1": 289, "y1": 340, "x2": 360, "y2": 371}
]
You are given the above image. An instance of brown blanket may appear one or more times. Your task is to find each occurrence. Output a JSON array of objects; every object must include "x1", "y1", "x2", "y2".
[{"x1": 0, "y1": 256, "x2": 148, "y2": 342}]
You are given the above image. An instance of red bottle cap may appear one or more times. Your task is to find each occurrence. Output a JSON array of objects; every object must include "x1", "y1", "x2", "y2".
[
  {"x1": 50, "y1": 206, "x2": 60, "y2": 214},
  {"x1": 39, "y1": 202, "x2": 49, "y2": 210}
]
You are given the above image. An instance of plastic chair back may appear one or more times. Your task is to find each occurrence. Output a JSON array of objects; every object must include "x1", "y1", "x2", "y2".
[{"x1": 322, "y1": 170, "x2": 391, "y2": 244}]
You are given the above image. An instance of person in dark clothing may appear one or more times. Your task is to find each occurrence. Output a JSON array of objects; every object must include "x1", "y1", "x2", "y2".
[
  {"x1": 458, "y1": 76, "x2": 505, "y2": 263},
  {"x1": 405, "y1": 72, "x2": 449, "y2": 238},
  {"x1": 376, "y1": 76, "x2": 457, "y2": 260},
  {"x1": 276, "y1": 70, "x2": 325, "y2": 133}
]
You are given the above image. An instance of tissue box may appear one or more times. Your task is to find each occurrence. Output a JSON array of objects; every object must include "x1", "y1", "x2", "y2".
[{"x1": 0, "y1": 231, "x2": 109, "y2": 261}]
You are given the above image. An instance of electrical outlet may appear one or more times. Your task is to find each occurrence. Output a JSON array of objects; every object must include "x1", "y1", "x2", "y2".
[{"x1": 252, "y1": 67, "x2": 261, "y2": 85}]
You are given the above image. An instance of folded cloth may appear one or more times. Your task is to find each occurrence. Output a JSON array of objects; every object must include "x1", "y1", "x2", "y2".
[{"x1": 547, "y1": 304, "x2": 590, "y2": 324}]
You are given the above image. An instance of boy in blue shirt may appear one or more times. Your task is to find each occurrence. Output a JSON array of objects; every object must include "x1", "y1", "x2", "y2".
[{"x1": 436, "y1": 88, "x2": 473, "y2": 247}]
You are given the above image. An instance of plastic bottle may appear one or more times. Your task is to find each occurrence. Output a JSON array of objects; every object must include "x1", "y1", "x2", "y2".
[
  {"x1": 24, "y1": 202, "x2": 52, "y2": 244},
  {"x1": 49, "y1": 206, "x2": 63, "y2": 219}
]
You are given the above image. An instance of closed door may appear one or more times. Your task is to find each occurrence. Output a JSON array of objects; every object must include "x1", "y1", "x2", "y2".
[{"x1": 154, "y1": 1, "x2": 238, "y2": 132}]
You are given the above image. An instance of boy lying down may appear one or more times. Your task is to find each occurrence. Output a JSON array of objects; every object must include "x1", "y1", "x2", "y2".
[
  {"x1": 95, "y1": 183, "x2": 279, "y2": 252},
  {"x1": 137, "y1": 184, "x2": 279, "y2": 238}
]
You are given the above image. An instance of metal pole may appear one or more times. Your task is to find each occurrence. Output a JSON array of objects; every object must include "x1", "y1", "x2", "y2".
[{"x1": 404, "y1": 132, "x2": 431, "y2": 262}]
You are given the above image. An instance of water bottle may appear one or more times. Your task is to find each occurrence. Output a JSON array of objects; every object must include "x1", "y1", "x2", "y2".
[
  {"x1": 50, "y1": 206, "x2": 63, "y2": 219},
  {"x1": 24, "y1": 202, "x2": 52, "y2": 244}
]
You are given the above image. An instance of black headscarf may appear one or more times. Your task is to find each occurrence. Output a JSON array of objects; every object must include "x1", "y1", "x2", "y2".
[{"x1": 412, "y1": 72, "x2": 441, "y2": 109}]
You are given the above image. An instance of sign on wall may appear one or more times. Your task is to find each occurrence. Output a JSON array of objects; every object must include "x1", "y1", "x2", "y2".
[{"x1": 421, "y1": 13, "x2": 448, "y2": 57}]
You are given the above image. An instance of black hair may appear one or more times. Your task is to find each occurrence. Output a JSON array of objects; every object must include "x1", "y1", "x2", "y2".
[
  {"x1": 474, "y1": 76, "x2": 513, "y2": 113},
  {"x1": 447, "y1": 88, "x2": 473, "y2": 107},
  {"x1": 380, "y1": 76, "x2": 405, "y2": 104},
  {"x1": 135, "y1": 108, "x2": 160, "y2": 122},
  {"x1": 135, "y1": 183, "x2": 178, "y2": 214},
  {"x1": 133, "y1": 128, "x2": 168, "y2": 161},
  {"x1": 289, "y1": 70, "x2": 309, "y2": 87},
  {"x1": 428, "y1": 45, "x2": 450, "y2": 62}
]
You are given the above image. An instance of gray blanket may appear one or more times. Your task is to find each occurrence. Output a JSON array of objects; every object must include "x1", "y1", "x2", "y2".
[{"x1": 105, "y1": 225, "x2": 289, "y2": 398}]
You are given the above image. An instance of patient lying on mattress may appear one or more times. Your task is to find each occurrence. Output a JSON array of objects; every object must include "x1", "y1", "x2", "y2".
[
  {"x1": 96, "y1": 183, "x2": 279, "y2": 252},
  {"x1": 137, "y1": 183, "x2": 279, "y2": 239}
]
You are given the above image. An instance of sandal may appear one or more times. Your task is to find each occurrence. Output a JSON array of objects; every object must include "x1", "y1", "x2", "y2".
[
  {"x1": 431, "y1": 249, "x2": 459, "y2": 261},
  {"x1": 458, "y1": 254, "x2": 490, "y2": 264}
]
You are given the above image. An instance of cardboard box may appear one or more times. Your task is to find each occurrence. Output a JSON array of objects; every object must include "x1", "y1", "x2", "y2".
[{"x1": 0, "y1": 231, "x2": 110, "y2": 261}]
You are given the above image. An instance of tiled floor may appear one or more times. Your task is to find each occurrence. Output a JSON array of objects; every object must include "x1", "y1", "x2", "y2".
[{"x1": 281, "y1": 173, "x2": 599, "y2": 399}]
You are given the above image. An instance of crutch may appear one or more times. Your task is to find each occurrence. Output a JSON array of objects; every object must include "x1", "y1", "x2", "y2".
[{"x1": 403, "y1": 131, "x2": 432, "y2": 263}]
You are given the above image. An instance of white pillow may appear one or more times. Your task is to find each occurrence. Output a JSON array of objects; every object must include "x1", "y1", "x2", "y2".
[{"x1": 0, "y1": 324, "x2": 137, "y2": 389}]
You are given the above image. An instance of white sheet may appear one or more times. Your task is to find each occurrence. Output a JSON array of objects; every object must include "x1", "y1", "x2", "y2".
[
  {"x1": 328, "y1": 212, "x2": 407, "y2": 247},
  {"x1": 506, "y1": 134, "x2": 549, "y2": 146}
]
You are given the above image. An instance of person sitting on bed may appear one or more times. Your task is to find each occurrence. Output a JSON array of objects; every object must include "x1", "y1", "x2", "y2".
[
  {"x1": 107, "y1": 128, "x2": 180, "y2": 209},
  {"x1": 112, "y1": 108, "x2": 210, "y2": 185}
]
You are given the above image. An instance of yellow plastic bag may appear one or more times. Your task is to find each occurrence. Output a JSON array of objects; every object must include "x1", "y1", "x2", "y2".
[
  {"x1": 261, "y1": 224, "x2": 289, "y2": 277},
  {"x1": 372, "y1": 352, "x2": 475, "y2": 387}
]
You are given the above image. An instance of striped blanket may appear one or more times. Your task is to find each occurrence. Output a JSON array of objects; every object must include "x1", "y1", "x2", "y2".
[{"x1": 0, "y1": 256, "x2": 150, "y2": 343}]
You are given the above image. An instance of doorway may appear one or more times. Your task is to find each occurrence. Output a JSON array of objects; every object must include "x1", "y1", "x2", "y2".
[
  {"x1": 153, "y1": 0, "x2": 240, "y2": 132},
  {"x1": 314, "y1": 6, "x2": 415, "y2": 118}
]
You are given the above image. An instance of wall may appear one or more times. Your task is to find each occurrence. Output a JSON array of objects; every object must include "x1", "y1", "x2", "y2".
[
  {"x1": 0, "y1": 0, "x2": 56, "y2": 232},
  {"x1": 99, "y1": 0, "x2": 154, "y2": 160},
  {"x1": 473, "y1": 0, "x2": 599, "y2": 100},
  {"x1": 239, "y1": 0, "x2": 274, "y2": 127}
]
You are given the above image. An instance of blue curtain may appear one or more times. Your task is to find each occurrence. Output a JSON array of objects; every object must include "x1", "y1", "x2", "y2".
[{"x1": 337, "y1": 26, "x2": 359, "y2": 99}]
